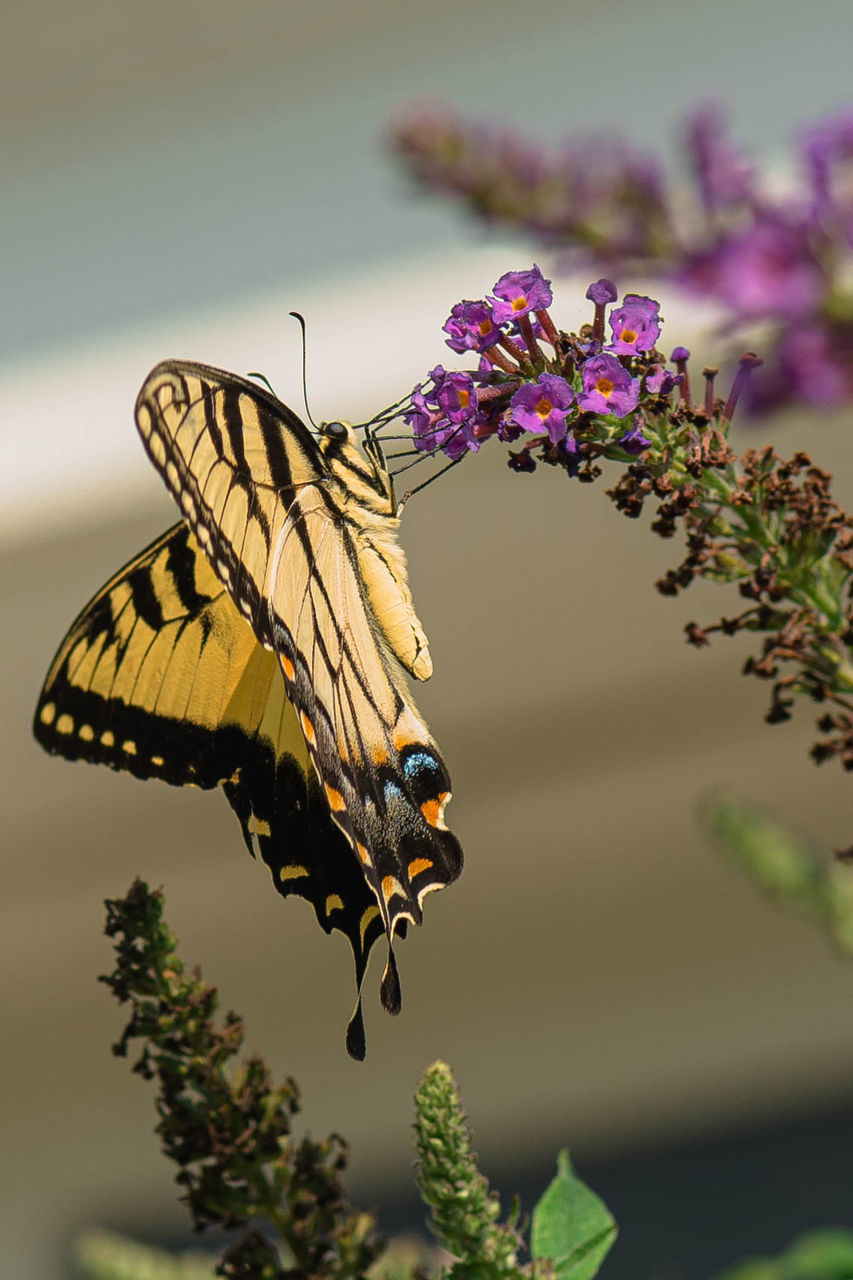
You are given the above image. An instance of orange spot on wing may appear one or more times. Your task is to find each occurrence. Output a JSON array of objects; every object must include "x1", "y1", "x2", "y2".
[
  {"x1": 299, "y1": 710, "x2": 315, "y2": 745},
  {"x1": 407, "y1": 857, "x2": 433, "y2": 879},
  {"x1": 420, "y1": 791, "x2": 449, "y2": 827},
  {"x1": 281, "y1": 655, "x2": 295, "y2": 681},
  {"x1": 324, "y1": 783, "x2": 346, "y2": 811},
  {"x1": 356, "y1": 842, "x2": 371, "y2": 865}
]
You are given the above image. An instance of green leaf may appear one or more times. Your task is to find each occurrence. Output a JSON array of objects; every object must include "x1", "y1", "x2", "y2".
[
  {"x1": 530, "y1": 1151, "x2": 617, "y2": 1280},
  {"x1": 704, "y1": 798, "x2": 820, "y2": 906},
  {"x1": 711, "y1": 1228, "x2": 853, "y2": 1280}
]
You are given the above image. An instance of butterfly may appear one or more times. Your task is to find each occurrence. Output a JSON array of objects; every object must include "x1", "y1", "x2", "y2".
[{"x1": 33, "y1": 359, "x2": 463, "y2": 1058}]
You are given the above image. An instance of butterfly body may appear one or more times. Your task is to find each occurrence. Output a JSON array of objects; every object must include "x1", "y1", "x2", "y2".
[{"x1": 35, "y1": 360, "x2": 462, "y2": 1057}]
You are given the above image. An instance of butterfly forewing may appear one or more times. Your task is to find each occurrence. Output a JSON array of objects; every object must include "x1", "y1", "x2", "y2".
[{"x1": 135, "y1": 361, "x2": 324, "y2": 647}]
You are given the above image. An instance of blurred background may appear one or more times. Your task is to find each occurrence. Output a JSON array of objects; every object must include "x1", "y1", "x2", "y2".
[{"x1": 6, "y1": 0, "x2": 853, "y2": 1276}]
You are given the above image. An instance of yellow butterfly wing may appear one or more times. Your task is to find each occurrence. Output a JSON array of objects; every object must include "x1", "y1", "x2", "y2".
[
  {"x1": 134, "y1": 360, "x2": 325, "y2": 646},
  {"x1": 268, "y1": 484, "x2": 462, "y2": 1019},
  {"x1": 35, "y1": 357, "x2": 465, "y2": 1054},
  {"x1": 33, "y1": 523, "x2": 387, "y2": 1055}
]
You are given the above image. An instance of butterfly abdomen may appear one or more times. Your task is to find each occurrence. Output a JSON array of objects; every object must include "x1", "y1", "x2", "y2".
[{"x1": 351, "y1": 510, "x2": 433, "y2": 683}]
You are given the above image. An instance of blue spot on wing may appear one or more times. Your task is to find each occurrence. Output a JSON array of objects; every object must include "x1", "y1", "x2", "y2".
[{"x1": 402, "y1": 751, "x2": 438, "y2": 779}]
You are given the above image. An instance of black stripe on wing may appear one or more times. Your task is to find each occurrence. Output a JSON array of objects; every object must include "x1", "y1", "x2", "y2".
[
  {"x1": 32, "y1": 522, "x2": 393, "y2": 1059},
  {"x1": 267, "y1": 578, "x2": 463, "y2": 1017},
  {"x1": 135, "y1": 360, "x2": 326, "y2": 648}
]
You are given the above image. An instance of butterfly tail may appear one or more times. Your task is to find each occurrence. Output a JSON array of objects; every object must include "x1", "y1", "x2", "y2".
[{"x1": 380, "y1": 944, "x2": 402, "y2": 1016}]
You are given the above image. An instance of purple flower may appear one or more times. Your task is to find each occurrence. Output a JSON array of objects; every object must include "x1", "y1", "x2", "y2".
[
  {"x1": 585, "y1": 278, "x2": 618, "y2": 306},
  {"x1": 558, "y1": 135, "x2": 666, "y2": 256},
  {"x1": 685, "y1": 103, "x2": 754, "y2": 212},
  {"x1": 496, "y1": 415, "x2": 525, "y2": 443},
  {"x1": 443, "y1": 299, "x2": 502, "y2": 353},
  {"x1": 406, "y1": 408, "x2": 456, "y2": 455},
  {"x1": 406, "y1": 372, "x2": 480, "y2": 457},
  {"x1": 678, "y1": 218, "x2": 825, "y2": 320},
  {"x1": 442, "y1": 426, "x2": 481, "y2": 459},
  {"x1": 644, "y1": 363, "x2": 678, "y2": 395},
  {"x1": 490, "y1": 265, "x2": 553, "y2": 323},
  {"x1": 510, "y1": 373, "x2": 575, "y2": 443},
  {"x1": 433, "y1": 368, "x2": 478, "y2": 423},
  {"x1": 618, "y1": 418, "x2": 652, "y2": 455},
  {"x1": 608, "y1": 293, "x2": 661, "y2": 354},
  {"x1": 778, "y1": 323, "x2": 849, "y2": 406},
  {"x1": 578, "y1": 352, "x2": 640, "y2": 417},
  {"x1": 405, "y1": 386, "x2": 449, "y2": 453},
  {"x1": 587, "y1": 277, "x2": 618, "y2": 345},
  {"x1": 800, "y1": 111, "x2": 853, "y2": 220},
  {"x1": 409, "y1": 409, "x2": 479, "y2": 459}
]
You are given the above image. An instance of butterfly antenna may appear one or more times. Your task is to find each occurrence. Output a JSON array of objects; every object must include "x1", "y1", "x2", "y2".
[{"x1": 289, "y1": 310, "x2": 320, "y2": 430}]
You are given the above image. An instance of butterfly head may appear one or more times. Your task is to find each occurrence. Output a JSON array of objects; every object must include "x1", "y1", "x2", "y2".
[
  {"x1": 321, "y1": 419, "x2": 350, "y2": 445},
  {"x1": 320, "y1": 418, "x2": 395, "y2": 513},
  {"x1": 317, "y1": 418, "x2": 358, "y2": 466}
]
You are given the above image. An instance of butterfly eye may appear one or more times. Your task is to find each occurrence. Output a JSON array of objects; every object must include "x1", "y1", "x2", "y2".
[{"x1": 323, "y1": 420, "x2": 349, "y2": 443}]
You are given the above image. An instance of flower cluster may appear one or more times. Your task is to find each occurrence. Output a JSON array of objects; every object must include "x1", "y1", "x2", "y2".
[
  {"x1": 391, "y1": 103, "x2": 853, "y2": 415},
  {"x1": 405, "y1": 265, "x2": 699, "y2": 472},
  {"x1": 399, "y1": 268, "x2": 853, "y2": 788}
]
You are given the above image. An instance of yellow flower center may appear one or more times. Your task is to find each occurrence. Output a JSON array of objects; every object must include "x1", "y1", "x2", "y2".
[
  {"x1": 596, "y1": 377, "x2": 614, "y2": 397},
  {"x1": 621, "y1": 328, "x2": 637, "y2": 343},
  {"x1": 512, "y1": 296, "x2": 527, "y2": 312},
  {"x1": 458, "y1": 389, "x2": 471, "y2": 408},
  {"x1": 536, "y1": 397, "x2": 553, "y2": 419},
  {"x1": 478, "y1": 319, "x2": 492, "y2": 335}
]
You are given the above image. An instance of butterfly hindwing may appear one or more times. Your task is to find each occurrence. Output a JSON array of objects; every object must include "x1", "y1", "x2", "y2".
[
  {"x1": 33, "y1": 523, "x2": 388, "y2": 1054},
  {"x1": 269, "y1": 483, "x2": 462, "y2": 1009}
]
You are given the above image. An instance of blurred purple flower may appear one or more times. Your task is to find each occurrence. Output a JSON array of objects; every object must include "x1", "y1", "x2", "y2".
[
  {"x1": 801, "y1": 110, "x2": 853, "y2": 222},
  {"x1": 557, "y1": 135, "x2": 668, "y2": 258},
  {"x1": 510, "y1": 373, "x2": 575, "y2": 442},
  {"x1": 608, "y1": 293, "x2": 662, "y2": 354},
  {"x1": 490, "y1": 265, "x2": 553, "y2": 322},
  {"x1": 679, "y1": 217, "x2": 826, "y2": 320},
  {"x1": 779, "y1": 324, "x2": 849, "y2": 405},
  {"x1": 391, "y1": 100, "x2": 853, "y2": 419},
  {"x1": 685, "y1": 103, "x2": 754, "y2": 213},
  {"x1": 578, "y1": 353, "x2": 640, "y2": 417}
]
